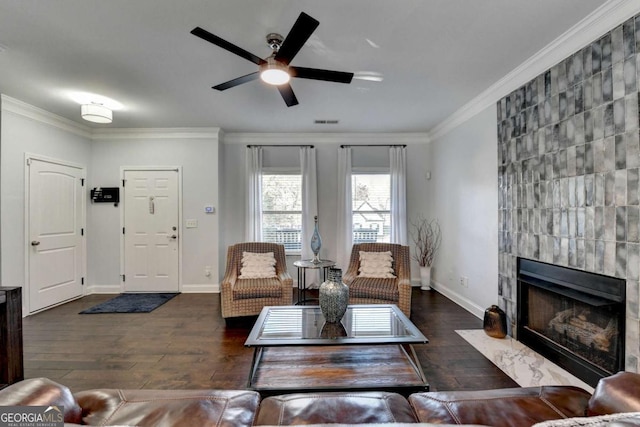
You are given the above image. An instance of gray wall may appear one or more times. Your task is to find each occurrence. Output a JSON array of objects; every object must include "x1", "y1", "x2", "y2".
[
  {"x1": 1, "y1": 98, "x2": 92, "y2": 292},
  {"x1": 425, "y1": 106, "x2": 500, "y2": 317},
  {"x1": 497, "y1": 15, "x2": 640, "y2": 372}
]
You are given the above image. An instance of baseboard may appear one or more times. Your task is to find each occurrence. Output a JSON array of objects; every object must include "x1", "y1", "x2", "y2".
[
  {"x1": 430, "y1": 280, "x2": 485, "y2": 320},
  {"x1": 85, "y1": 283, "x2": 220, "y2": 294},
  {"x1": 85, "y1": 284, "x2": 121, "y2": 294},
  {"x1": 181, "y1": 283, "x2": 219, "y2": 293}
]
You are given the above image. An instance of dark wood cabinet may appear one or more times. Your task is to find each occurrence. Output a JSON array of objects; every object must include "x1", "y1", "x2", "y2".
[{"x1": 0, "y1": 287, "x2": 23, "y2": 388}]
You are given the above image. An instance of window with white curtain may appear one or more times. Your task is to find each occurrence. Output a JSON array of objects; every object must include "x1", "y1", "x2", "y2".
[
  {"x1": 261, "y1": 169, "x2": 302, "y2": 253},
  {"x1": 351, "y1": 170, "x2": 391, "y2": 244}
]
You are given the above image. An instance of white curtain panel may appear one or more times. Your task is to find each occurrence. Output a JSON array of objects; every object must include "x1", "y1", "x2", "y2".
[
  {"x1": 390, "y1": 146, "x2": 408, "y2": 245},
  {"x1": 300, "y1": 146, "x2": 320, "y2": 285},
  {"x1": 336, "y1": 147, "x2": 353, "y2": 270},
  {"x1": 245, "y1": 146, "x2": 263, "y2": 241}
]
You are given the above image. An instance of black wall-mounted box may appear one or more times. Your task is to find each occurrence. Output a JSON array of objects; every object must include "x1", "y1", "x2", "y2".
[{"x1": 91, "y1": 187, "x2": 120, "y2": 203}]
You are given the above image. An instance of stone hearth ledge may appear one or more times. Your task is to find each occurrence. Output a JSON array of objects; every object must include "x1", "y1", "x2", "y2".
[{"x1": 456, "y1": 329, "x2": 594, "y2": 393}]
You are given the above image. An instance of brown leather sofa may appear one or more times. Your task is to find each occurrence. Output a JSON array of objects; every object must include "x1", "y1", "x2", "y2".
[{"x1": 0, "y1": 372, "x2": 639, "y2": 426}]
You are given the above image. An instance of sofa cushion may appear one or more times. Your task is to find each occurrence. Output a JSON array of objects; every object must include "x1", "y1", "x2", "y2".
[
  {"x1": 588, "y1": 371, "x2": 640, "y2": 416},
  {"x1": 409, "y1": 386, "x2": 591, "y2": 427},
  {"x1": 232, "y1": 278, "x2": 283, "y2": 299},
  {"x1": 0, "y1": 377, "x2": 82, "y2": 424},
  {"x1": 348, "y1": 277, "x2": 399, "y2": 301},
  {"x1": 74, "y1": 388, "x2": 260, "y2": 427},
  {"x1": 254, "y1": 391, "x2": 418, "y2": 425}
]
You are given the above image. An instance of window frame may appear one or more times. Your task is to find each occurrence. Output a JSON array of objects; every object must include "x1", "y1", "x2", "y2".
[
  {"x1": 261, "y1": 167, "x2": 302, "y2": 255},
  {"x1": 351, "y1": 167, "x2": 391, "y2": 244}
]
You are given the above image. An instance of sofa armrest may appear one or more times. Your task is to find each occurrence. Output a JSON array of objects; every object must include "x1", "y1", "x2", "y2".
[
  {"x1": 409, "y1": 386, "x2": 591, "y2": 427},
  {"x1": 588, "y1": 371, "x2": 640, "y2": 415},
  {"x1": 0, "y1": 378, "x2": 82, "y2": 424},
  {"x1": 75, "y1": 388, "x2": 260, "y2": 427}
]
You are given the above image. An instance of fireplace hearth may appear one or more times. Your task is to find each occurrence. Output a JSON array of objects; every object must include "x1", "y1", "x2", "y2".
[{"x1": 517, "y1": 258, "x2": 625, "y2": 387}]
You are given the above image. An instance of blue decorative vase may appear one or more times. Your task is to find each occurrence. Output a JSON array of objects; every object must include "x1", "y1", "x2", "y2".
[
  {"x1": 310, "y1": 215, "x2": 322, "y2": 263},
  {"x1": 319, "y1": 267, "x2": 349, "y2": 323}
]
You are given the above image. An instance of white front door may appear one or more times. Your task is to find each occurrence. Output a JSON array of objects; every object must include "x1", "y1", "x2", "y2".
[
  {"x1": 123, "y1": 169, "x2": 179, "y2": 292},
  {"x1": 28, "y1": 157, "x2": 85, "y2": 313}
]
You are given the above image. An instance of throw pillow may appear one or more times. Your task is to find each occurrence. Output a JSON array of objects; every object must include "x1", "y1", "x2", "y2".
[
  {"x1": 239, "y1": 251, "x2": 277, "y2": 279},
  {"x1": 531, "y1": 412, "x2": 640, "y2": 427},
  {"x1": 358, "y1": 251, "x2": 396, "y2": 278}
]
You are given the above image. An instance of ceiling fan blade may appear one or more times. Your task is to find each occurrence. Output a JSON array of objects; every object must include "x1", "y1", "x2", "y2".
[
  {"x1": 277, "y1": 84, "x2": 299, "y2": 107},
  {"x1": 274, "y1": 12, "x2": 319, "y2": 65},
  {"x1": 213, "y1": 72, "x2": 260, "y2": 91},
  {"x1": 191, "y1": 27, "x2": 266, "y2": 66},
  {"x1": 290, "y1": 66, "x2": 354, "y2": 84}
]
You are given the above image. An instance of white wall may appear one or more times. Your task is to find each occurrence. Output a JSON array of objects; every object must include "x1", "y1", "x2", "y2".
[
  {"x1": 89, "y1": 129, "x2": 221, "y2": 293},
  {"x1": 1, "y1": 96, "x2": 92, "y2": 291},
  {"x1": 220, "y1": 133, "x2": 431, "y2": 290},
  {"x1": 427, "y1": 105, "x2": 499, "y2": 318}
]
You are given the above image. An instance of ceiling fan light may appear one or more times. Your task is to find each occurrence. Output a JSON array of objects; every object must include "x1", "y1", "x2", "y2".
[
  {"x1": 260, "y1": 59, "x2": 290, "y2": 85},
  {"x1": 81, "y1": 103, "x2": 112, "y2": 123}
]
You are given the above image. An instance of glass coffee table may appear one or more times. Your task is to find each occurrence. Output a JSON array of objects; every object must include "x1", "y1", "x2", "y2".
[{"x1": 245, "y1": 304, "x2": 429, "y2": 395}]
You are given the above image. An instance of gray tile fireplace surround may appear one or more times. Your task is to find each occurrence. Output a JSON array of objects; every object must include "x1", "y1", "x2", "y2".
[{"x1": 497, "y1": 14, "x2": 640, "y2": 372}]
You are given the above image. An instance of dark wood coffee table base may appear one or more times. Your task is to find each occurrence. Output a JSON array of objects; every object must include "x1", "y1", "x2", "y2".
[{"x1": 249, "y1": 344, "x2": 429, "y2": 396}]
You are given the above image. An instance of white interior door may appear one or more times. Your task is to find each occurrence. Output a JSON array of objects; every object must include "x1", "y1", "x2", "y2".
[
  {"x1": 28, "y1": 158, "x2": 85, "y2": 313},
  {"x1": 123, "y1": 169, "x2": 179, "y2": 292}
]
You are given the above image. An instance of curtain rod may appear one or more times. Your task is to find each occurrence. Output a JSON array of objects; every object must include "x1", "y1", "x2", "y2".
[
  {"x1": 246, "y1": 144, "x2": 314, "y2": 148},
  {"x1": 340, "y1": 144, "x2": 406, "y2": 148}
]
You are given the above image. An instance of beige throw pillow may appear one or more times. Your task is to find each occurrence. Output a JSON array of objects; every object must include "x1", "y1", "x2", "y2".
[
  {"x1": 357, "y1": 251, "x2": 396, "y2": 278},
  {"x1": 239, "y1": 251, "x2": 277, "y2": 278}
]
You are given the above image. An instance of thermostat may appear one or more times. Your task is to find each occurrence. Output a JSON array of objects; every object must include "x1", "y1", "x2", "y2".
[{"x1": 204, "y1": 205, "x2": 215, "y2": 214}]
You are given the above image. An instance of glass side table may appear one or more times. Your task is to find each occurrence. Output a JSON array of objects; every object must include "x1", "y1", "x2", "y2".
[{"x1": 293, "y1": 259, "x2": 335, "y2": 305}]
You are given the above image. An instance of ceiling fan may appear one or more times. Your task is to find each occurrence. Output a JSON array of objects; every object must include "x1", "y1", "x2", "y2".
[{"x1": 191, "y1": 12, "x2": 354, "y2": 107}]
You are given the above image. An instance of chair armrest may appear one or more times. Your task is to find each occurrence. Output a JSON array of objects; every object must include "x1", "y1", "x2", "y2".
[{"x1": 278, "y1": 271, "x2": 293, "y2": 286}]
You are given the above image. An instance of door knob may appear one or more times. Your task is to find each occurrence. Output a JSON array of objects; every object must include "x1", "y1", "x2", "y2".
[
  {"x1": 170, "y1": 235, "x2": 177, "y2": 240},
  {"x1": 31, "y1": 240, "x2": 40, "y2": 246}
]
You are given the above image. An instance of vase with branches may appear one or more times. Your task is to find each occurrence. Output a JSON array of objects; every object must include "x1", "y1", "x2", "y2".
[{"x1": 410, "y1": 215, "x2": 442, "y2": 290}]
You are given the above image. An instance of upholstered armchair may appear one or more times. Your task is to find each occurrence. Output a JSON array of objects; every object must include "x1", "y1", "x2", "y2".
[
  {"x1": 221, "y1": 242, "x2": 293, "y2": 320},
  {"x1": 343, "y1": 243, "x2": 412, "y2": 317}
]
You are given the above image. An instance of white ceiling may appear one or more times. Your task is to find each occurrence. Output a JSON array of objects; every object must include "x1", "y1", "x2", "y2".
[{"x1": 0, "y1": 0, "x2": 609, "y2": 133}]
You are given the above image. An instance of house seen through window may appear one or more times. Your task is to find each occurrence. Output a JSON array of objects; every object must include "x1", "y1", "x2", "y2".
[
  {"x1": 261, "y1": 171, "x2": 391, "y2": 251},
  {"x1": 262, "y1": 172, "x2": 302, "y2": 252},
  {"x1": 352, "y1": 173, "x2": 391, "y2": 244}
]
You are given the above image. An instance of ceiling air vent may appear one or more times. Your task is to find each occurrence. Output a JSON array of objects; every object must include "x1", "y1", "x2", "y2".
[{"x1": 314, "y1": 119, "x2": 339, "y2": 125}]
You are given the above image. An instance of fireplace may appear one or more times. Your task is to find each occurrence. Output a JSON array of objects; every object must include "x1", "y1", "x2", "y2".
[{"x1": 517, "y1": 258, "x2": 625, "y2": 387}]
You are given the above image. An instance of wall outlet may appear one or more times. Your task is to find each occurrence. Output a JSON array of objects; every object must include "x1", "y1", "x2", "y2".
[{"x1": 459, "y1": 276, "x2": 469, "y2": 288}]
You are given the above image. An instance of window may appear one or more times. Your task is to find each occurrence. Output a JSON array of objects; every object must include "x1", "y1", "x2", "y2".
[
  {"x1": 261, "y1": 171, "x2": 302, "y2": 252},
  {"x1": 352, "y1": 172, "x2": 390, "y2": 243}
]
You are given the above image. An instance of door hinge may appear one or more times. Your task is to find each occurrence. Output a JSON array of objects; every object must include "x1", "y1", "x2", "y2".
[
  {"x1": 122, "y1": 274, "x2": 125, "y2": 282},
  {"x1": 123, "y1": 227, "x2": 125, "y2": 234},
  {"x1": 81, "y1": 277, "x2": 84, "y2": 285},
  {"x1": 81, "y1": 178, "x2": 85, "y2": 186},
  {"x1": 26, "y1": 158, "x2": 31, "y2": 166},
  {"x1": 81, "y1": 228, "x2": 84, "y2": 236},
  {"x1": 122, "y1": 179, "x2": 126, "y2": 187}
]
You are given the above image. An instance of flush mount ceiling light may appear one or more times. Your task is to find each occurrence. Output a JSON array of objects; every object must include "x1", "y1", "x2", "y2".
[
  {"x1": 81, "y1": 103, "x2": 112, "y2": 124},
  {"x1": 259, "y1": 56, "x2": 290, "y2": 86}
]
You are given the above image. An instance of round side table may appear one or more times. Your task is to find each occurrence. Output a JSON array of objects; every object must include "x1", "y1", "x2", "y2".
[{"x1": 293, "y1": 259, "x2": 336, "y2": 305}]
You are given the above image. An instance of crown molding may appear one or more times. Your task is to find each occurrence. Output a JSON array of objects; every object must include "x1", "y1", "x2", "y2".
[
  {"x1": 428, "y1": 0, "x2": 640, "y2": 141},
  {"x1": 91, "y1": 127, "x2": 222, "y2": 141},
  {"x1": 223, "y1": 132, "x2": 429, "y2": 145},
  {"x1": 1, "y1": 94, "x2": 91, "y2": 138}
]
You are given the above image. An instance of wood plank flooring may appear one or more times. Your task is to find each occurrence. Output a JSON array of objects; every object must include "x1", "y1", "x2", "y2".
[{"x1": 21, "y1": 289, "x2": 518, "y2": 393}]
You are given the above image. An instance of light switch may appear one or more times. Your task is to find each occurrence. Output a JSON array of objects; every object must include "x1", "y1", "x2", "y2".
[{"x1": 185, "y1": 219, "x2": 198, "y2": 228}]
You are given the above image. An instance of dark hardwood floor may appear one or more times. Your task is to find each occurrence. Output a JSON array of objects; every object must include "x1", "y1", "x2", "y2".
[{"x1": 22, "y1": 288, "x2": 517, "y2": 393}]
